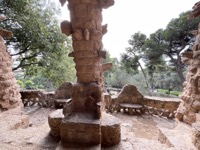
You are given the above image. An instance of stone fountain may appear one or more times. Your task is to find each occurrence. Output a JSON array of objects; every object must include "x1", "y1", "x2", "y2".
[{"x1": 48, "y1": 0, "x2": 121, "y2": 148}]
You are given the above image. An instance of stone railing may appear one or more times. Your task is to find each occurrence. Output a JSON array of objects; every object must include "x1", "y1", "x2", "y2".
[
  {"x1": 142, "y1": 96, "x2": 181, "y2": 119},
  {"x1": 20, "y1": 90, "x2": 55, "y2": 107},
  {"x1": 104, "y1": 94, "x2": 181, "y2": 119}
]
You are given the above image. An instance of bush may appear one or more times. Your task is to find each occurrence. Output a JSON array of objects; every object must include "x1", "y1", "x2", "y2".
[
  {"x1": 17, "y1": 80, "x2": 24, "y2": 89},
  {"x1": 157, "y1": 89, "x2": 181, "y2": 97}
]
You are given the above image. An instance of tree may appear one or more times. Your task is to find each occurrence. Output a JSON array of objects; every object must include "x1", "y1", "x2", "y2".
[
  {"x1": 142, "y1": 29, "x2": 166, "y2": 91},
  {"x1": 121, "y1": 32, "x2": 149, "y2": 88},
  {"x1": 0, "y1": 0, "x2": 76, "y2": 88},
  {"x1": 142, "y1": 11, "x2": 200, "y2": 86}
]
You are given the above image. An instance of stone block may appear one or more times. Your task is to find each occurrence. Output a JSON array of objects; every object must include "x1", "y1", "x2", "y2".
[
  {"x1": 93, "y1": 41, "x2": 103, "y2": 50},
  {"x1": 72, "y1": 83, "x2": 102, "y2": 116},
  {"x1": 55, "y1": 82, "x2": 73, "y2": 99},
  {"x1": 101, "y1": 112, "x2": 121, "y2": 147},
  {"x1": 88, "y1": 7, "x2": 102, "y2": 21},
  {"x1": 183, "y1": 112, "x2": 196, "y2": 125},
  {"x1": 91, "y1": 30, "x2": 103, "y2": 41},
  {"x1": 84, "y1": 19, "x2": 96, "y2": 30},
  {"x1": 68, "y1": 0, "x2": 81, "y2": 7},
  {"x1": 74, "y1": 4, "x2": 87, "y2": 18},
  {"x1": 60, "y1": 113, "x2": 101, "y2": 146},
  {"x1": 73, "y1": 40, "x2": 94, "y2": 51},
  {"x1": 76, "y1": 64, "x2": 101, "y2": 73},
  {"x1": 48, "y1": 109, "x2": 64, "y2": 137},
  {"x1": 81, "y1": 0, "x2": 98, "y2": 6},
  {"x1": 76, "y1": 72, "x2": 101, "y2": 83},
  {"x1": 74, "y1": 57, "x2": 94, "y2": 65},
  {"x1": 100, "y1": 0, "x2": 115, "y2": 9},
  {"x1": 192, "y1": 122, "x2": 200, "y2": 150},
  {"x1": 73, "y1": 29, "x2": 83, "y2": 41},
  {"x1": 73, "y1": 50, "x2": 99, "y2": 58},
  {"x1": 60, "y1": 20, "x2": 72, "y2": 36}
]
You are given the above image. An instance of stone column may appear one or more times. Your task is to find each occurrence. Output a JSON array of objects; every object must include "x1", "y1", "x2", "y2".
[
  {"x1": 0, "y1": 18, "x2": 22, "y2": 111},
  {"x1": 60, "y1": 0, "x2": 114, "y2": 119},
  {"x1": 175, "y1": 2, "x2": 200, "y2": 124}
]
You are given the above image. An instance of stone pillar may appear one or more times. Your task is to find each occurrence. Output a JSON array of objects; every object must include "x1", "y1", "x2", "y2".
[
  {"x1": 175, "y1": 3, "x2": 200, "y2": 124},
  {"x1": 48, "y1": 1, "x2": 121, "y2": 147},
  {"x1": 60, "y1": 0, "x2": 114, "y2": 118},
  {"x1": 0, "y1": 17, "x2": 22, "y2": 111}
]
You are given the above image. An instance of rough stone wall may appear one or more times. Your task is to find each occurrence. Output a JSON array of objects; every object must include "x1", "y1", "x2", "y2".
[
  {"x1": 175, "y1": 4, "x2": 200, "y2": 124},
  {"x1": 55, "y1": 82, "x2": 72, "y2": 99},
  {"x1": 60, "y1": 0, "x2": 114, "y2": 118},
  {"x1": 0, "y1": 36, "x2": 22, "y2": 110}
]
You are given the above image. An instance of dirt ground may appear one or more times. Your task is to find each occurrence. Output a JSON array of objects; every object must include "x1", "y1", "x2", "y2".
[{"x1": 0, "y1": 106, "x2": 197, "y2": 150}]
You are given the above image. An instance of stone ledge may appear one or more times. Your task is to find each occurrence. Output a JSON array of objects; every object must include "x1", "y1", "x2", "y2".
[
  {"x1": 101, "y1": 112, "x2": 121, "y2": 147},
  {"x1": 60, "y1": 113, "x2": 101, "y2": 146},
  {"x1": 48, "y1": 109, "x2": 64, "y2": 137}
]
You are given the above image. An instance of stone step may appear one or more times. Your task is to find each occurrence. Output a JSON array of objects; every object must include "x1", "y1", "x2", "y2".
[{"x1": 159, "y1": 122, "x2": 196, "y2": 150}]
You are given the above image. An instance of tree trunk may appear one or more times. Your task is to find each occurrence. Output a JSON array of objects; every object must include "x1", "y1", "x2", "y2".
[
  {"x1": 167, "y1": 53, "x2": 185, "y2": 85},
  {"x1": 137, "y1": 61, "x2": 150, "y2": 89}
]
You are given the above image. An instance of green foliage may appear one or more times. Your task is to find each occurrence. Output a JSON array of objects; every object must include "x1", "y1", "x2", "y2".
[
  {"x1": 17, "y1": 80, "x2": 24, "y2": 89},
  {"x1": 1, "y1": 0, "x2": 76, "y2": 89},
  {"x1": 108, "y1": 68, "x2": 150, "y2": 95},
  {"x1": 121, "y1": 32, "x2": 147, "y2": 73},
  {"x1": 121, "y1": 11, "x2": 200, "y2": 92},
  {"x1": 24, "y1": 80, "x2": 36, "y2": 89},
  {"x1": 157, "y1": 89, "x2": 182, "y2": 97}
]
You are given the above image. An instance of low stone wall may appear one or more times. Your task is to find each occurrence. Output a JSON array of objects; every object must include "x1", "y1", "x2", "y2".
[
  {"x1": 20, "y1": 90, "x2": 55, "y2": 107},
  {"x1": 142, "y1": 96, "x2": 181, "y2": 119},
  {"x1": 105, "y1": 94, "x2": 181, "y2": 119}
]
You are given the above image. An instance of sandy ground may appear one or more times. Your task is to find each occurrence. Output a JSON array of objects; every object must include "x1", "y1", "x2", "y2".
[{"x1": 0, "y1": 106, "x2": 197, "y2": 150}]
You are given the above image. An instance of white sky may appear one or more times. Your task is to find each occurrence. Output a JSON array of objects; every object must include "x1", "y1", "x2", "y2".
[{"x1": 58, "y1": 0, "x2": 198, "y2": 59}]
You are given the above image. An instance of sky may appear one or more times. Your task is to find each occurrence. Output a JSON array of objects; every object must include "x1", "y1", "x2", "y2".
[{"x1": 57, "y1": 0, "x2": 198, "y2": 59}]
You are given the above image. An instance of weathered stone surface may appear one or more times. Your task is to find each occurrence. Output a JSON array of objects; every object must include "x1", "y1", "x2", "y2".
[
  {"x1": 99, "y1": 0, "x2": 115, "y2": 9},
  {"x1": 20, "y1": 90, "x2": 46, "y2": 106},
  {"x1": 101, "y1": 112, "x2": 121, "y2": 147},
  {"x1": 72, "y1": 83, "x2": 102, "y2": 118},
  {"x1": 0, "y1": 28, "x2": 13, "y2": 38},
  {"x1": 102, "y1": 24, "x2": 108, "y2": 35},
  {"x1": 73, "y1": 40, "x2": 94, "y2": 51},
  {"x1": 55, "y1": 82, "x2": 73, "y2": 99},
  {"x1": 175, "y1": 4, "x2": 200, "y2": 124},
  {"x1": 10, "y1": 115, "x2": 29, "y2": 130},
  {"x1": 55, "y1": 0, "x2": 119, "y2": 147},
  {"x1": 60, "y1": 20, "x2": 72, "y2": 36},
  {"x1": 48, "y1": 109, "x2": 64, "y2": 137},
  {"x1": 143, "y1": 96, "x2": 181, "y2": 112},
  {"x1": 189, "y1": 1, "x2": 200, "y2": 19},
  {"x1": 0, "y1": 35, "x2": 22, "y2": 111},
  {"x1": 192, "y1": 122, "x2": 200, "y2": 149},
  {"x1": 117, "y1": 84, "x2": 144, "y2": 104},
  {"x1": 60, "y1": 113, "x2": 101, "y2": 146},
  {"x1": 102, "y1": 63, "x2": 112, "y2": 71}
]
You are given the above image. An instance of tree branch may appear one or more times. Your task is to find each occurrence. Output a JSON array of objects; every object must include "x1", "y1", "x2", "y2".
[{"x1": 12, "y1": 52, "x2": 40, "y2": 70}]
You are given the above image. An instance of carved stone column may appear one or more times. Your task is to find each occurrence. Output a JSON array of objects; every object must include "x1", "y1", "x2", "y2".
[
  {"x1": 60, "y1": 0, "x2": 114, "y2": 119},
  {"x1": 0, "y1": 16, "x2": 22, "y2": 111},
  {"x1": 48, "y1": 0, "x2": 121, "y2": 148}
]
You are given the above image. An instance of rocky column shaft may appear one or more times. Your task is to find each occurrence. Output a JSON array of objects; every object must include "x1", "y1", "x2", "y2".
[{"x1": 60, "y1": 0, "x2": 114, "y2": 118}]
